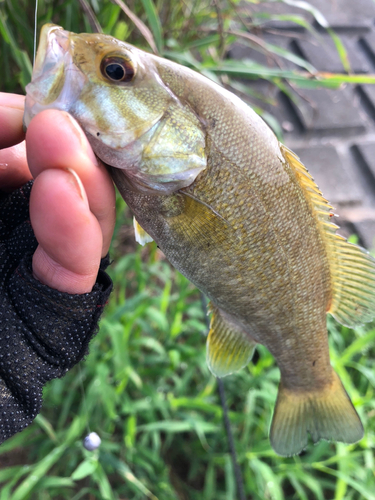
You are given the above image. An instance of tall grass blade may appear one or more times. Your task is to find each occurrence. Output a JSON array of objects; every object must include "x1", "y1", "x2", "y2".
[
  {"x1": 78, "y1": 0, "x2": 102, "y2": 32},
  {"x1": 111, "y1": 0, "x2": 159, "y2": 54},
  {"x1": 327, "y1": 29, "x2": 351, "y2": 73},
  {"x1": 11, "y1": 443, "x2": 68, "y2": 500},
  {"x1": 140, "y1": 0, "x2": 162, "y2": 53}
]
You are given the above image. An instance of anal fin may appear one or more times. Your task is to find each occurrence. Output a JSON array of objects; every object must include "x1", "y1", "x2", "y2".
[
  {"x1": 206, "y1": 304, "x2": 256, "y2": 378},
  {"x1": 133, "y1": 217, "x2": 153, "y2": 246},
  {"x1": 270, "y1": 370, "x2": 363, "y2": 456}
]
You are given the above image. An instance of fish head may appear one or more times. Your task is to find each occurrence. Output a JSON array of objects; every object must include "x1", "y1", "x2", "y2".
[{"x1": 24, "y1": 24, "x2": 206, "y2": 193}]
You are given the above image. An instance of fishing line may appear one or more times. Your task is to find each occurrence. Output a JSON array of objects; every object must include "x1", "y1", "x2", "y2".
[
  {"x1": 32, "y1": 2, "x2": 101, "y2": 451},
  {"x1": 78, "y1": 363, "x2": 101, "y2": 451},
  {"x1": 200, "y1": 293, "x2": 246, "y2": 500},
  {"x1": 78, "y1": 363, "x2": 91, "y2": 435},
  {"x1": 33, "y1": 0, "x2": 38, "y2": 66}
]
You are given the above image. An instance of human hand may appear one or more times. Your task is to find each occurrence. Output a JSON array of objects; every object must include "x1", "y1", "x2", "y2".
[{"x1": 0, "y1": 93, "x2": 116, "y2": 294}]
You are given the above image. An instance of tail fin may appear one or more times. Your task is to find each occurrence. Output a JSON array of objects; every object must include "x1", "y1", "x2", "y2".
[{"x1": 270, "y1": 370, "x2": 363, "y2": 456}]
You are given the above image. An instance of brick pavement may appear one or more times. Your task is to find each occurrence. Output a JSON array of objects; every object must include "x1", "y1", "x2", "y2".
[{"x1": 231, "y1": 0, "x2": 375, "y2": 249}]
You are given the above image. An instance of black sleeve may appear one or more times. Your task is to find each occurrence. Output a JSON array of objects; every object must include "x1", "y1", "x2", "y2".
[{"x1": 0, "y1": 181, "x2": 113, "y2": 443}]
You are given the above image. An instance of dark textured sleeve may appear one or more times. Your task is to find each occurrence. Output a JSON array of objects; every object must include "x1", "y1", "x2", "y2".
[{"x1": 0, "y1": 181, "x2": 113, "y2": 443}]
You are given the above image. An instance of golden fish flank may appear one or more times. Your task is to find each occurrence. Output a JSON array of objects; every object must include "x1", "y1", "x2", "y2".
[{"x1": 24, "y1": 24, "x2": 375, "y2": 456}]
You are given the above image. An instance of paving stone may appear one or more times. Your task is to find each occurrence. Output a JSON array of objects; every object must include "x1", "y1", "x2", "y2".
[
  {"x1": 334, "y1": 220, "x2": 358, "y2": 242},
  {"x1": 265, "y1": 91, "x2": 307, "y2": 136},
  {"x1": 231, "y1": 79, "x2": 277, "y2": 107},
  {"x1": 233, "y1": 84, "x2": 306, "y2": 136},
  {"x1": 228, "y1": 35, "x2": 293, "y2": 68},
  {"x1": 291, "y1": 145, "x2": 363, "y2": 206},
  {"x1": 286, "y1": 86, "x2": 365, "y2": 134},
  {"x1": 242, "y1": 0, "x2": 375, "y2": 31},
  {"x1": 227, "y1": 82, "x2": 298, "y2": 138},
  {"x1": 235, "y1": 0, "x2": 375, "y2": 249},
  {"x1": 228, "y1": 39, "x2": 302, "y2": 135},
  {"x1": 358, "y1": 84, "x2": 375, "y2": 121},
  {"x1": 294, "y1": 35, "x2": 369, "y2": 73},
  {"x1": 348, "y1": 145, "x2": 375, "y2": 210},
  {"x1": 308, "y1": 0, "x2": 375, "y2": 31},
  {"x1": 240, "y1": 2, "x2": 313, "y2": 30},
  {"x1": 354, "y1": 143, "x2": 375, "y2": 180},
  {"x1": 353, "y1": 219, "x2": 375, "y2": 249},
  {"x1": 359, "y1": 32, "x2": 375, "y2": 67}
]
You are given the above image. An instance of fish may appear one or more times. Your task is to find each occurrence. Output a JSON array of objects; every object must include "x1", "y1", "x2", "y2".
[{"x1": 24, "y1": 23, "x2": 375, "y2": 456}]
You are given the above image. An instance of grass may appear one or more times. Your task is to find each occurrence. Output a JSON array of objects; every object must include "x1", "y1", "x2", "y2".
[{"x1": 1, "y1": 0, "x2": 375, "y2": 498}]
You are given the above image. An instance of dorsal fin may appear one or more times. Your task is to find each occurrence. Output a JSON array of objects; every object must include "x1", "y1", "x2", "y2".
[{"x1": 281, "y1": 144, "x2": 375, "y2": 327}]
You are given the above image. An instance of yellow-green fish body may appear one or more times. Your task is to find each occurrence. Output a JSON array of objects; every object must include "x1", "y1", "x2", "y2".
[{"x1": 24, "y1": 24, "x2": 375, "y2": 456}]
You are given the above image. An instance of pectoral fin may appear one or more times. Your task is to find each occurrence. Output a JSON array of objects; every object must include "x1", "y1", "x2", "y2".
[
  {"x1": 207, "y1": 304, "x2": 256, "y2": 378},
  {"x1": 159, "y1": 191, "x2": 230, "y2": 249},
  {"x1": 133, "y1": 217, "x2": 153, "y2": 246}
]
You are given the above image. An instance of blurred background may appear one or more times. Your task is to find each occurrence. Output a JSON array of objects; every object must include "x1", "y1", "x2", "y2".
[
  {"x1": 1, "y1": 1, "x2": 375, "y2": 499},
  {"x1": 229, "y1": 0, "x2": 375, "y2": 250}
]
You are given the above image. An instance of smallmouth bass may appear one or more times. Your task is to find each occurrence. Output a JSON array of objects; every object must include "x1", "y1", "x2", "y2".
[{"x1": 24, "y1": 24, "x2": 375, "y2": 456}]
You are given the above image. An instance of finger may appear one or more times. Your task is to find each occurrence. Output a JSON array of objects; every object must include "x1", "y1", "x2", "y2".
[
  {"x1": 0, "y1": 94, "x2": 31, "y2": 191},
  {"x1": 0, "y1": 141, "x2": 31, "y2": 192},
  {"x1": 30, "y1": 168, "x2": 103, "y2": 293},
  {"x1": 0, "y1": 93, "x2": 25, "y2": 149},
  {"x1": 26, "y1": 110, "x2": 116, "y2": 256}
]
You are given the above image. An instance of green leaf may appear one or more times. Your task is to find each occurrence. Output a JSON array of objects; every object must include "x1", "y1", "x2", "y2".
[
  {"x1": 313, "y1": 464, "x2": 375, "y2": 500},
  {"x1": 140, "y1": 0, "x2": 163, "y2": 53},
  {"x1": 282, "y1": 0, "x2": 329, "y2": 28},
  {"x1": 93, "y1": 462, "x2": 116, "y2": 500},
  {"x1": 125, "y1": 414, "x2": 137, "y2": 448},
  {"x1": 0, "y1": 10, "x2": 32, "y2": 88},
  {"x1": 37, "y1": 476, "x2": 76, "y2": 489},
  {"x1": 339, "y1": 329, "x2": 375, "y2": 363},
  {"x1": 224, "y1": 454, "x2": 236, "y2": 500},
  {"x1": 11, "y1": 444, "x2": 68, "y2": 500},
  {"x1": 71, "y1": 459, "x2": 98, "y2": 480},
  {"x1": 102, "y1": 454, "x2": 159, "y2": 500},
  {"x1": 34, "y1": 414, "x2": 58, "y2": 443},
  {"x1": 138, "y1": 420, "x2": 218, "y2": 433},
  {"x1": 258, "y1": 40, "x2": 317, "y2": 73},
  {"x1": 113, "y1": 20, "x2": 129, "y2": 41},
  {"x1": 327, "y1": 28, "x2": 351, "y2": 73}
]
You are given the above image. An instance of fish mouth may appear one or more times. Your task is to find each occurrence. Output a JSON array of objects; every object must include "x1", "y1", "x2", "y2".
[
  {"x1": 33, "y1": 24, "x2": 70, "y2": 81},
  {"x1": 23, "y1": 24, "x2": 86, "y2": 129}
]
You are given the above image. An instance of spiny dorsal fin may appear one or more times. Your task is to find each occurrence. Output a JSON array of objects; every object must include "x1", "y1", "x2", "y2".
[
  {"x1": 207, "y1": 303, "x2": 256, "y2": 377},
  {"x1": 281, "y1": 144, "x2": 375, "y2": 327},
  {"x1": 133, "y1": 217, "x2": 153, "y2": 246}
]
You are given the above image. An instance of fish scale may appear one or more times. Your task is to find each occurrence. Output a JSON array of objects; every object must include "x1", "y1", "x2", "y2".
[
  {"x1": 192, "y1": 157, "x2": 322, "y2": 356},
  {"x1": 24, "y1": 23, "x2": 375, "y2": 456},
  {"x1": 187, "y1": 146, "x2": 324, "y2": 327}
]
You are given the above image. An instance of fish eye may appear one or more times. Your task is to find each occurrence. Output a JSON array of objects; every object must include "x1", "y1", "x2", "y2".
[{"x1": 100, "y1": 56, "x2": 135, "y2": 83}]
